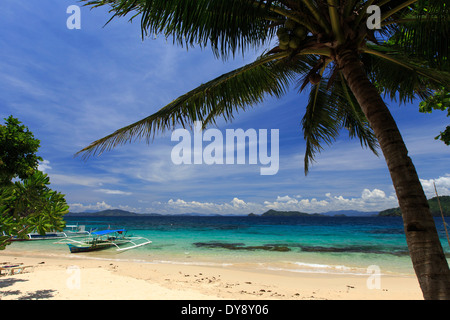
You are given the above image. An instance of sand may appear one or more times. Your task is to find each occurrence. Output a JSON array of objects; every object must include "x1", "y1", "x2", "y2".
[{"x1": 0, "y1": 251, "x2": 424, "y2": 301}]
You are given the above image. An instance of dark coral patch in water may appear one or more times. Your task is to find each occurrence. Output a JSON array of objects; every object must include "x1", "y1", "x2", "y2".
[{"x1": 193, "y1": 242, "x2": 291, "y2": 252}]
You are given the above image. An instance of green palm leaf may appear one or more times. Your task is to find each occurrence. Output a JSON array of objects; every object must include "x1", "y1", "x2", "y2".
[
  {"x1": 361, "y1": 44, "x2": 450, "y2": 103},
  {"x1": 84, "y1": 0, "x2": 280, "y2": 58},
  {"x1": 384, "y1": 0, "x2": 449, "y2": 68},
  {"x1": 302, "y1": 80, "x2": 341, "y2": 173},
  {"x1": 302, "y1": 69, "x2": 379, "y2": 173},
  {"x1": 76, "y1": 51, "x2": 314, "y2": 158},
  {"x1": 78, "y1": 0, "x2": 450, "y2": 299}
]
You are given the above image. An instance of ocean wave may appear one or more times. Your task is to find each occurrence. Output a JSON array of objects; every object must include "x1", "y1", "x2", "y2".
[
  {"x1": 260, "y1": 261, "x2": 375, "y2": 276},
  {"x1": 298, "y1": 245, "x2": 409, "y2": 256},
  {"x1": 193, "y1": 242, "x2": 291, "y2": 252}
]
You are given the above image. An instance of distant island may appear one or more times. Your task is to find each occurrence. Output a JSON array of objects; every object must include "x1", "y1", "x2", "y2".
[
  {"x1": 66, "y1": 209, "x2": 224, "y2": 217},
  {"x1": 378, "y1": 196, "x2": 450, "y2": 217},
  {"x1": 67, "y1": 208, "x2": 376, "y2": 217},
  {"x1": 65, "y1": 196, "x2": 450, "y2": 217},
  {"x1": 257, "y1": 209, "x2": 321, "y2": 217},
  {"x1": 66, "y1": 209, "x2": 162, "y2": 217}
]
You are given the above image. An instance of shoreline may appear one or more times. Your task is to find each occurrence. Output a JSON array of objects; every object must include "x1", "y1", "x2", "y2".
[{"x1": 0, "y1": 250, "x2": 423, "y2": 300}]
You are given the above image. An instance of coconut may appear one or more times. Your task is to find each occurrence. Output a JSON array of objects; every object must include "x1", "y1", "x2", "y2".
[
  {"x1": 284, "y1": 19, "x2": 297, "y2": 30},
  {"x1": 279, "y1": 43, "x2": 289, "y2": 50},
  {"x1": 276, "y1": 27, "x2": 288, "y2": 37},
  {"x1": 293, "y1": 26, "x2": 307, "y2": 40},
  {"x1": 278, "y1": 34, "x2": 290, "y2": 46},
  {"x1": 289, "y1": 37, "x2": 302, "y2": 49},
  {"x1": 309, "y1": 73, "x2": 322, "y2": 85}
]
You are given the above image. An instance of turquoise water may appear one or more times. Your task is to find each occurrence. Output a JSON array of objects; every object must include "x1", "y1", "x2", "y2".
[{"x1": 6, "y1": 216, "x2": 450, "y2": 276}]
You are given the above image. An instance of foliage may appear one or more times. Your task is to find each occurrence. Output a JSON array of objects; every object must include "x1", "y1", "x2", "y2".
[
  {"x1": 0, "y1": 116, "x2": 68, "y2": 250},
  {"x1": 379, "y1": 196, "x2": 450, "y2": 217},
  {"x1": 0, "y1": 171, "x2": 69, "y2": 250},
  {"x1": 77, "y1": 0, "x2": 450, "y2": 299},
  {"x1": 419, "y1": 87, "x2": 450, "y2": 145},
  {"x1": 77, "y1": 0, "x2": 450, "y2": 173},
  {"x1": 0, "y1": 116, "x2": 42, "y2": 185}
]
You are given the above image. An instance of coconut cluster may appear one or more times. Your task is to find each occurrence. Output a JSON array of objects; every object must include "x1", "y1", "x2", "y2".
[{"x1": 277, "y1": 19, "x2": 307, "y2": 51}]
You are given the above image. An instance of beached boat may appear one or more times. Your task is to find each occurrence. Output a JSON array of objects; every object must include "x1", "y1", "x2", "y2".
[
  {"x1": 56, "y1": 229, "x2": 152, "y2": 253},
  {"x1": 64, "y1": 224, "x2": 91, "y2": 237},
  {"x1": 7, "y1": 224, "x2": 90, "y2": 241}
]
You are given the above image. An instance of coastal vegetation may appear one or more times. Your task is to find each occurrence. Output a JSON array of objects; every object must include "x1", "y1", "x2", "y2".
[
  {"x1": 379, "y1": 196, "x2": 450, "y2": 217},
  {"x1": 78, "y1": 0, "x2": 449, "y2": 299},
  {"x1": 418, "y1": 86, "x2": 450, "y2": 145},
  {"x1": 0, "y1": 116, "x2": 69, "y2": 250}
]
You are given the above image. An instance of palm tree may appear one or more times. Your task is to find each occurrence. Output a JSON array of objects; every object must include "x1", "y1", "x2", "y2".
[{"x1": 78, "y1": 0, "x2": 450, "y2": 299}]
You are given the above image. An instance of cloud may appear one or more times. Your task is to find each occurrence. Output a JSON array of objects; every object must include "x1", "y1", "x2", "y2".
[
  {"x1": 263, "y1": 188, "x2": 398, "y2": 213},
  {"x1": 276, "y1": 195, "x2": 294, "y2": 202},
  {"x1": 38, "y1": 160, "x2": 52, "y2": 173},
  {"x1": 361, "y1": 188, "x2": 387, "y2": 201},
  {"x1": 69, "y1": 201, "x2": 112, "y2": 212},
  {"x1": 420, "y1": 175, "x2": 450, "y2": 197},
  {"x1": 70, "y1": 185, "x2": 401, "y2": 215},
  {"x1": 159, "y1": 197, "x2": 262, "y2": 214},
  {"x1": 264, "y1": 196, "x2": 329, "y2": 212},
  {"x1": 231, "y1": 197, "x2": 247, "y2": 207},
  {"x1": 48, "y1": 173, "x2": 119, "y2": 187},
  {"x1": 95, "y1": 189, "x2": 132, "y2": 196}
]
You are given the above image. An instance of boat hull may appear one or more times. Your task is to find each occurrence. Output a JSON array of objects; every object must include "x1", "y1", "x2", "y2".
[
  {"x1": 67, "y1": 242, "x2": 115, "y2": 253},
  {"x1": 9, "y1": 232, "x2": 68, "y2": 241}
]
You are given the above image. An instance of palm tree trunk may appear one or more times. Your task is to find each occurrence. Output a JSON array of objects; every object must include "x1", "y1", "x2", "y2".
[{"x1": 336, "y1": 48, "x2": 450, "y2": 299}]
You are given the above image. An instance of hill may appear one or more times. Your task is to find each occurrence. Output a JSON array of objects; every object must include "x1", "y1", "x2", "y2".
[
  {"x1": 248, "y1": 209, "x2": 377, "y2": 217},
  {"x1": 320, "y1": 210, "x2": 378, "y2": 217},
  {"x1": 66, "y1": 209, "x2": 161, "y2": 217},
  {"x1": 378, "y1": 196, "x2": 450, "y2": 217},
  {"x1": 259, "y1": 209, "x2": 321, "y2": 217}
]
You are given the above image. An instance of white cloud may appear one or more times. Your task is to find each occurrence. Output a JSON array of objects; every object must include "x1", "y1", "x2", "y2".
[
  {"x1": 38, "y1": 159, "x2": 52, "y2": 173},
  {"x1": 147, "y1": 187, "x2": 399, "y2": 215},
  {"x1": 231, "y1": 197, "x2": 246, "y2": 208},
  {"x1": 95, "y1": 189, "x2": 132, "y2": 196},
  {"x1": 276, "y1": 195, "x2": 293, "y2": 202},
  {"x1": 69, "y1": 201, "x2": 112, "y2": 212},
  {"x1": 361, "y1": 188, "x2": 386, "y2": 200},
  {"x1": 264, "y1": 188, "x2": 398, "y2": 213},
  {"x1": 49, "y1": 174, "x2": 119, "y2": 187},
  {"x1": 265, "y1": 197, "x2": 329, "y2": 212},
  {"x1": 164, "y1": 197, "x2": 260, "y2": 214},
  {"x1": 67, "y1": 174, "x2": 449, "y2": 215},
  {"x1": 420, "y1": 175, "x2": 450, "y2": 197}
]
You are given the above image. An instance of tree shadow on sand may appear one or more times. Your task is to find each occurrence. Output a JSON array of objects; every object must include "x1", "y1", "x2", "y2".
[{"x1": 0, "y1": 277, "x2": 57, "y2": 300}]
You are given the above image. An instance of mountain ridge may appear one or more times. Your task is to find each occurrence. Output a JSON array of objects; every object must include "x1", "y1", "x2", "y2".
[
  {"x1": 378, "y1": 196, "x2": 450, "y2": 217},
  {"x1": 66, "y1": 208, "x2": 379, "y2": 217}
]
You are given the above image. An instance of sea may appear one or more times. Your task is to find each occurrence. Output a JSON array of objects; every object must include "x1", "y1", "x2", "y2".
[{"x1": 6, "y1": 215, "x2": 450, "y2": 276}]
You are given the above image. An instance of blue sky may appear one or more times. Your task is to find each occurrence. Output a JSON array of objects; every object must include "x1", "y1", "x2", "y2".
[{"x1": 1, "y1": 1, "x2": 449, "y2": 215}]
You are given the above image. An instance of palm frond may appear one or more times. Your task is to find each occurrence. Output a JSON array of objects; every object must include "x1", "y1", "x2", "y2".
[
  {"x1": 335, "y1": 72, "x2": 379, "y2": 156},
  {"x1": 76, "y1": 51, "x2": 315, "y2": 159},
  {"x1": 381, "y1": 0, "x2": 450, "y2": 68},
  {"x1": 302, "y1": 80, "x2": 341, "y2": 174},
  {"x1": 361, "y1": 45, "x2": 450, "y2": 104},
  {"x1": 82, "y1": 0, "x2": 281, "y2": 59},
  {"x1": 302, "y1": 65, "x2": 379, "y2": 174}
]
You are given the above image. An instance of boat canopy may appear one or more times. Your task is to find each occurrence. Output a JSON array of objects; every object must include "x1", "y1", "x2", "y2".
[{"x1": 91, "y1": 229, "x2": 126, "y2": 236}]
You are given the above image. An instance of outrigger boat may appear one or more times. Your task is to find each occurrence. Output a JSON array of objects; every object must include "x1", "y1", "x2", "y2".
[
  {"x1": 6, "y1": 224, "x2": 90, "y2": 241},
  {"x1": 56, "y1": 229, "x2": 152, "y2": 253}
]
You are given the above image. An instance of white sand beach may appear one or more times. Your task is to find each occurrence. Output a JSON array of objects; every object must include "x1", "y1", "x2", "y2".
[{"x1": 0, "y1": 252, "x2": 423, "y2": 300}]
